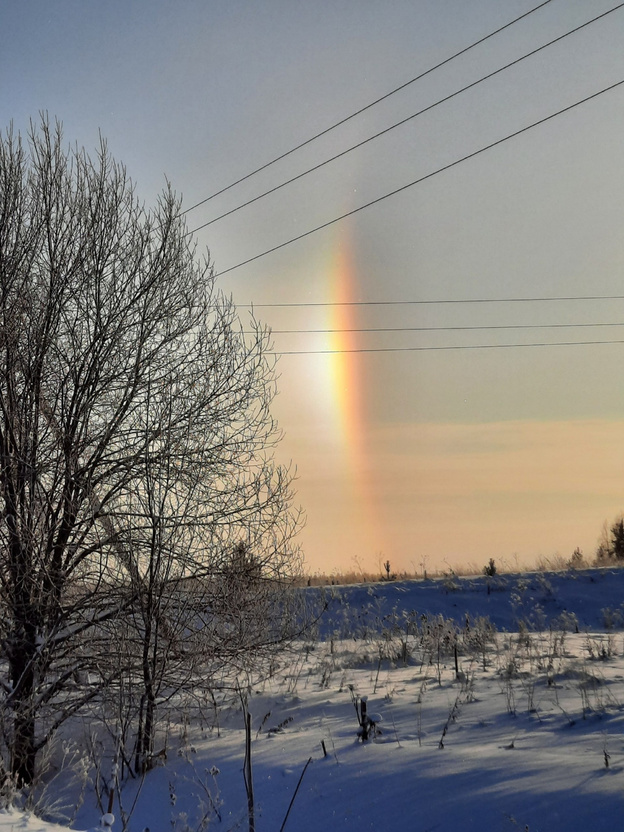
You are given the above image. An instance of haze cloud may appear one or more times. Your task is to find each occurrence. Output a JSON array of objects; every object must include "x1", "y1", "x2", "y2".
[{"x1": 286, "y1": 419, "x2": 624, "y2": 573}]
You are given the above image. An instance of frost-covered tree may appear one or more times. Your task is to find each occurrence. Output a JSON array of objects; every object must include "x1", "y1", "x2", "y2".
[
  {"x1": 610, "y1": 519, "x2": 624, "y2": 560},
  {"x1": 595, "y1": 516, "x2": 624, "y2": 563},
  {"x1": 0, "y1": 119, "x2": 302, "y2": 784}
]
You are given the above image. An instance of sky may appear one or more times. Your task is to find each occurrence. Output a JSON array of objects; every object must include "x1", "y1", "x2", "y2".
[{"x1": 3, "y1": 0, "x2": 624, "y2": 575}]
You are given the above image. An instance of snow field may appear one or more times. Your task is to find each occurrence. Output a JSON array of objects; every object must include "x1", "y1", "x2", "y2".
[
  {"x1": 76, "y1": 626, "x2": 624, "y2": 831},
  {"x1": 7, "y1": 569, "x2": 624, "y2": 832}
]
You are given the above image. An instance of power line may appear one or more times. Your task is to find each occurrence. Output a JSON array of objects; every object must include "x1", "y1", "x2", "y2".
[
  {"x1": 189, "y1": 3, "x2": 624, "y2": 234},
  {"x1": 242, "y1": 295, "x2": 624, "y2": 308},
  {"x1": 181, "y1": 0, "x2": 554, "y2": 216},
  {"x1": 212, "y1": 75, "x2": 624, "y2": 276},
  {"x1": 261, "y1": 322, "x2": 624, "y2": 335},
  {"x1": 272, "y1": 338, "x2": 624, "y2": 355}
]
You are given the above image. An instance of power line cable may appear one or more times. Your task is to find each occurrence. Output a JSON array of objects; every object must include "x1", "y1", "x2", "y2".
[
  {"x1": 242, "y1": 294, "x2": 624, "y2": 308},
  {"x1": 190, "y1": 3, "x2": 624, "y2": 234},
  {"x1": 181, "y1": 0, "x2": 554, "y2": 216},
  {"x1": 273, "y1": 338, "x2": 624, "y2": 355},
  {"x1": 260, "y1": 322, "x2": 624, "y2": 334},
  {"x1": 211, "y1": 76, "x2": 624, "y2": 276}
]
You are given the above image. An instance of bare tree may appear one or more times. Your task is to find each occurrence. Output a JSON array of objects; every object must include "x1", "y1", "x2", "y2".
[
  {"x1": 0, "y1": 118, "x2": 302, "y2": 784},
  {"x1": 117, "y1": 382, "x2": 302, "y2": 776}
]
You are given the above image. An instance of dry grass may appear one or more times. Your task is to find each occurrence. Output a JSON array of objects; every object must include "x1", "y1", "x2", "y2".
[{"x1": 300, "y1": 551, "x2": 624, "y2": 587}]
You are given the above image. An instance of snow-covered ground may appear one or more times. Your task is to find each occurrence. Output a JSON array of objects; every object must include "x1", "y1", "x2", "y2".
[{"x1": 7, "y1": 567, "x2": 624, "y2": 832}]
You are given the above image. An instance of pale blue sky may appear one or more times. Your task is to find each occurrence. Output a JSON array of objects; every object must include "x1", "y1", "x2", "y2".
[{"x1": 3, "y1": 1, "x2": 624, "y2": 572}]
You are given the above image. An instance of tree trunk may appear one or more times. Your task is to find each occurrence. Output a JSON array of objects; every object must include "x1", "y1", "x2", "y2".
[
  {"x1": 135, "y1": 631, "x2": 157, "y2": 775},
  {"x1": 135, "y1": 691, "x2": 156, "y2": 774},
  {"x1": 142, "y1": 693, "x2": 156, "y2": 771},
  {"x1": 12, "y1": 708, "x2": 36, "y2": 786},
  {"x1": 9, "y1": 638, "x2": 37, "y2": 785}
]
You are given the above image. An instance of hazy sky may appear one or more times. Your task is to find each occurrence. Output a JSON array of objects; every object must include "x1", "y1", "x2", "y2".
[{"x1": 3, "y1": 0, "x2": 624, "y2": 574}]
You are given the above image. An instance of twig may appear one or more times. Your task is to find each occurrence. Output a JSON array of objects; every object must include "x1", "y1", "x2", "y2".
[{"x1": 279, "y1": 757, "x2": 313, "y2": 832}]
